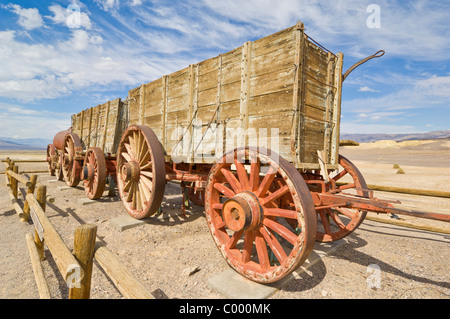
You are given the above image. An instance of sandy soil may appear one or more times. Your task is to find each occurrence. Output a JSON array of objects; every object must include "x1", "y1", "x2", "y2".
[{"x1": 0, "y1": 140, "x2": 449, "y2": 300}]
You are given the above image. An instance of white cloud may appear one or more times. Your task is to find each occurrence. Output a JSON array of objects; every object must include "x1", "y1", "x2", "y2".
[
  {"x1": 95, "y1": 0, "x2": 120, "y2": 11},
  {"x1": 129, "y1": 0, "x2": 143, "y2": 6},
  {"x1": 415, "y1": 74, "x2": 450, "y2": 98},
  {"x1": 0, "y1": 102, "x2": 71, "y2": 139},
  {"x1": 4, "y1": 4, "x2": 44, "y2": 30},
  {"x1": 0, "y1": 26, "x2": 180, "y2": 102},
  {"x1": 47, "y1": 4, "x2": 92, "y2": 30},
  {"x1": 202, "y1": 0, "x2": 450, "y2": 61}
]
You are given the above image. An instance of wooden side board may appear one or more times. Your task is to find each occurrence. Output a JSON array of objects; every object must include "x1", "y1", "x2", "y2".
[{"x1": 71, "y1": 98, "x2": 124, "y2": 155}]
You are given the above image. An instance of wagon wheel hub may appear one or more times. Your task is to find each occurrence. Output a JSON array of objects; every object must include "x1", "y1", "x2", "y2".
[
  {"x1": 121, "y1": 161, "x2": 140, "y2": 182},
  {"x1": 82, "y1": 164, "x2": 95, "y2": 181},
  {"x1": 222, "y1": 192, "x2": 263, "y2": 232}
]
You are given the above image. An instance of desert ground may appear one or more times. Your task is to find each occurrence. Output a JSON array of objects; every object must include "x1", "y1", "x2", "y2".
[{"x1": 0, "y1": 140, "x2": 449, "y2": 300}]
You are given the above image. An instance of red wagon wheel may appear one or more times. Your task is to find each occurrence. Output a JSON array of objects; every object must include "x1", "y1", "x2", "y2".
[
  {"x1": 62, "y1": 133, "x2": 82, "y2": 187},
  {"x1": 205, "y1": 147, "x2": 317, "y2": 284},
  {"x1": 82, "y1": 147, "x2": 107, "y2": 200},
  {"x1": 46, "y1": 144, "x2": 56, "y2": 176},
  {"x1": 116, "y1": 125, "x2": 166, "y2": 219},
  {"x1": 316, "y1": 155, "x2": 369, "y2": 242}
]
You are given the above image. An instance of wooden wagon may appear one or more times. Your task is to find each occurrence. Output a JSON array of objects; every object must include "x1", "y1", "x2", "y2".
[
  {"x1": 46, "y1": 21, "x2": 449, "y2": 284},
  {"x1": 47, "y1": 98, "x2": 127, "y2": 199}
]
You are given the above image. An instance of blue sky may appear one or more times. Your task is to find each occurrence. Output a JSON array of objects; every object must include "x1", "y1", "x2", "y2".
[{"x1": 0, "y1": 0, "x2": 449, "y2": 141}]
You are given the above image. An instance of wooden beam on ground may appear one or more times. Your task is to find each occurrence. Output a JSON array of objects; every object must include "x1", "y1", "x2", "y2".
[
  {"x1": 1, "y1": 160, "x2": 47, "y2": 163},
  {"x1": 365, "y1": 215, "x2": 450, "y2": 235},
  {"x1": 25, "y1": 233, "x2": 51, "y2": 299},
  {"x1": 94, "y1": 245, "x2": 154, "y2": 299}
]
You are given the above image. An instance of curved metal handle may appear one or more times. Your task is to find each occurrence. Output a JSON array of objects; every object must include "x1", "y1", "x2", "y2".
[{"x1": 342, "y1": 50, "x2": 385, "y2": 82}]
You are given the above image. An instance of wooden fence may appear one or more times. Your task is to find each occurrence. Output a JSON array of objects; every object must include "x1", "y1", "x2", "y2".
[{"x1": 3, "y1": 157, "x2": 155, "y2": 299}]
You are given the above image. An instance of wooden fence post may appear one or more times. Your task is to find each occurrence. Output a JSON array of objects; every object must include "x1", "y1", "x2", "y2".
[
  {"x1": 25, "y1": 233, "x2": 51, "y2": 299},
  {"x1": 11, "y1": 165, "x2": 18, "y2": 198},
  {"x1": 4, "y1": 158, "x2": 10, "y2": 185},
  {"x1": 69, "y1": 224, "x2": 97, "y2": 299},
  {"x1": 22, "y1": 174, "x2": 38, "y2": 222},
  {"x1": 35, "y1": 185, "x2": 46, "y2": 261}
]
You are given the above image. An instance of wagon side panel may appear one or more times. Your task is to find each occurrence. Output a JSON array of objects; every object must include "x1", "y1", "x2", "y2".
[
  {"x1": 295, "y1": 36, "x2": 342, "y2": 170},
  {"x1": 247, "y1": 25, "x2": 297, "y2": 162}
]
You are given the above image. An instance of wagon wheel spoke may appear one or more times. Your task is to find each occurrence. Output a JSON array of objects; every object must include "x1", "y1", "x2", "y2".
[
  {"x1": 254, "y1": 231, "x2": 270, "y2": 271},
  {"x1": 255, "y1": 165, "x2": 277, "y2": 197},
  {"x1": 124, "y1": 143, "x2": 135, "y2": 160},
  {"x1": 241, "y1": 231, "x2": 254, "y2": 263},
  {"x1": 226, "y1": 230, "x2": 243, "y2": 250},
  {"x1": 213, "y1": 182, "x2": 235, "y2": 198},
  {"x1": 263, "y1": 218, "x2": 298, "y2": 246},
  {"x1": 234, "y1": 159, "x2": 249, "y2": 191},
  {"x1": 264, "y1": 208, "x2": 298, "y2": 220},
  {"x1": 326, "y1": 208, "x2": 347, "y2": 229},
  {"x1": 332, "y1": 168, "x2": 347, "y2": 182},
  {"x1": 249, "y1": 158, "x2": 260, "y2": 192},
  {"x1": 260, "y1": 225, "x2": 288, "y2": 264},
  {"x1": 206, "y1": 147, "x2": 317, "y2": 283},
  {"x1": 220, "y1": 167, "x2": 240, "y2": 193}
]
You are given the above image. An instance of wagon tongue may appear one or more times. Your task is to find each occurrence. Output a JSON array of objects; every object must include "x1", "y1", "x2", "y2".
[{"x1": 317, "y1": 191, "x2": 450, "y2": 223}]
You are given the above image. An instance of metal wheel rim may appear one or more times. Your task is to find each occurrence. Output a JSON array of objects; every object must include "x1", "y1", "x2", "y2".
[{"x1": 205, "y1": 147, "x2": 317, "y2": 284}]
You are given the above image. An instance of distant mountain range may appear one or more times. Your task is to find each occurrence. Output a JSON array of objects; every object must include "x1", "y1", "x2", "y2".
[
  {"x1": 0, "y1": 137, "x2": 50, "y2": 150},
  {"x1": 340, "y1": 129, "x2": 450, "y2": 143},
  {"x1": 0, "y1": 129, "x2": 448, "y2": 150}
]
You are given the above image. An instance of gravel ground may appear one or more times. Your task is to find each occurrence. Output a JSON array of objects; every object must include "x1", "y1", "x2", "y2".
[{"x1": 0, "y1": 145, "x2": 449, "y2": 300}]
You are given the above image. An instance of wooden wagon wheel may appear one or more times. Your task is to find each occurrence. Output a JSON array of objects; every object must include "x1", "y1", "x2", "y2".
[
  {"x1": 82, "y1": 147, "x2": 107, "y2": 200},
  {"x1": 205, "y1": 147, "x2": 317, "y2": 284},
  {"x1": 62, "y1": 133, "x2": 82, "y2": 187},
  {"x1": 316, "y1": 155, "x2": 369, "y2": 242},
  {"x1": 46, "y1": 144, "x2": 56, "y2": 176},
  {"x1": 116, "y1": 125, "x2": 166, "y2": 219}
]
